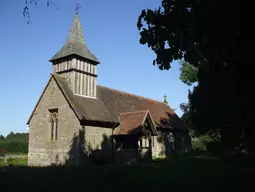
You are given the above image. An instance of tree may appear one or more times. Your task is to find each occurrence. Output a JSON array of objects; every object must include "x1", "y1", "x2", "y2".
[
  {"x1": 0, "y1": 132, "x2": 29, "y2": 154},
  {"x1": 137, "y1": 0, "x2": 239, "y2": 70},
  {"x1": 178, "y1": 60, "x2": 198, "y2": 137},
  {"x1": 137, "y1": 0, "x2": 252, "y2": 153},
  {"x1": 23, "y1": 0, "x2": 58, "y2": 24},
  {"x1": 179, "y1": 60, "x2": 198, "y2": 86},
  {"x1": 180, "y1": 101, "x2": 198, "y2": 138},
  {"x1": 5, "y1": 132, "x2": 28, "y2": 141},
  {"x1": 6, "y1": 132, "x2": 15, "y2": 140}
]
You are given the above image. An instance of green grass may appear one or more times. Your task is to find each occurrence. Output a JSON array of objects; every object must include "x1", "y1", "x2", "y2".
[
  {"x1": 0, "y1": 158, "x2": 5, "y2": 166},
  {"x1": 152, "y1": 156, "x2": 167, "y2": 160},
  {"x1": 1, "y1": 153, "x2": 253, "y2": 192},
  {"x1": 0, "y1": 157, "x2": 27, "y2": 167},
  {"x1": 6, "y1": 152, "x2": 28, "y2": 156},
  {"x1": 6, "y1": 158, "x2": 28, "y2": 166}
]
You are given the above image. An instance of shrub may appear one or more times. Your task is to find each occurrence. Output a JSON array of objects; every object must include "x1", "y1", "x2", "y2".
[
  {"x1": 0, "y1": 140, "x2": 28, "y2": 154},
  {"x1": 192, "y1": 134, "x2": 222, "y2": 154},
  {"x1": 192, "y1": 140, "x2": 207, "y2": 152},
  {"x1": 0, "y1": 158, "x2": 6, "y2": 166}
]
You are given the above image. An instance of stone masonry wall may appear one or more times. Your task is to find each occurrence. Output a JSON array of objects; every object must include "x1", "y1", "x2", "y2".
[
  {"x1": 84, "y1": 126, "x2": 113, "y2": 158},
  {"x1": 28, "y1": 77, "x2": 81, "y2": 166},
  {"x1": 152, "y1": 135, "x2": 165, "y2": 157},
  {"x1": 152, "y1": 131, "x2": 192, "y2": 158},
  {"x1": 152, "y1": 132, "x2": 176, "y2": 159}
]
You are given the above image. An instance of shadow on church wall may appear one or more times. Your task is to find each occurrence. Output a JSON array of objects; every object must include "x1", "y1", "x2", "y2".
[
  {"x1": 51, "y1": 130, "x2": 116, "y2": 166},
  {"x1": 50, "y1": 112, "x2": 192, "y2": 166},
  {"x1": 51, "y1": 129, "x2": 153, "y2": 166},
  {"x1": 156, "y1": 112, "x2": 192, "y2": 158}
]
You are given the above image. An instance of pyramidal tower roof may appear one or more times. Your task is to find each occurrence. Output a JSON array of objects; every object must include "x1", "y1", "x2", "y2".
[{"x1": 50, "y1": 14, "x2": 100, "y2": 63}]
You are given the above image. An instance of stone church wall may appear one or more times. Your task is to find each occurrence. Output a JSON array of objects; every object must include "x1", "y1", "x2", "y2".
[
  {"x1": 152, "y1": 130, "x2": 192, "y2": 159},
  {"x1": 83, "y1": 126, "x2": 113, "y2": 159},
  {"x1": 28, "y1": 78, "x2": 81, "y2": 166},
  {"x1": 152, "y1": 135, "x2": 166, "y2": 157},
  {"x1": 174, "y1": 131, "x2": 192, "y2": 155},
  {"x1": 152, "y1": 132, "x2": 176, "y2": 159}
]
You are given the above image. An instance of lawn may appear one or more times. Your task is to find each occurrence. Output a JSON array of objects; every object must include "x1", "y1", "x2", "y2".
[
  {"x1": 0, "y1": 157, "x2": 27, "y2": 166},
  {"x1": 1, "y1": 153, "x2": 253, "y2": 192}
]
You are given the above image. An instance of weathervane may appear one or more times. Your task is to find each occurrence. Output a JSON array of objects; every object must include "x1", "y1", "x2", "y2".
[{"x1": 74, "y1": 0, "x2": 81, "y2": 15}]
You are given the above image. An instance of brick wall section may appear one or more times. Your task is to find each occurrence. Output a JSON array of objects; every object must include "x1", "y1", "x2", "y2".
[{"x1": 28, "y1": 77, "x2": 81, "y2": 166}]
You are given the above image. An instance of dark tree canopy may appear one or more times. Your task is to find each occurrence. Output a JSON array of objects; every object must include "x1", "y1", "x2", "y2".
[
  {"x1": 137, "y1": 0, "x2": 239, "y2": 70},
  {"x1": 137, "y1": 1, "x2": 251, "y2": 154}
]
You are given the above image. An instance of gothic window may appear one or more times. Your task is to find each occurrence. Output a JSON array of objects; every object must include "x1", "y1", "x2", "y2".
[{"x1": 49, "y1": 109, "x2": 58, "y2": 141}]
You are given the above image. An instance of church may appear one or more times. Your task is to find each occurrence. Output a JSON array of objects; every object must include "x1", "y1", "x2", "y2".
[{"x1": 27, "y1": 11, "x2": 192, "y2": 166}]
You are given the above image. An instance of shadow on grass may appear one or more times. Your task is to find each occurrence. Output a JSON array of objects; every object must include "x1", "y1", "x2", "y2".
[{"x1": 1, "y1": 152, "x2": 254, "y2": 192}]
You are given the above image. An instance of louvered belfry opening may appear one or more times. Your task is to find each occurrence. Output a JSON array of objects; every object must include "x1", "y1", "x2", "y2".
[{"x1": 50, "y1": 14, "x2": 100, "y2": 98}]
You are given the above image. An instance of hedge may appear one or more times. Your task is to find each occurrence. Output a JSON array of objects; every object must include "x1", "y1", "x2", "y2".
[{"x1": 0, "y1": 140, "x2": 28, "y2": 154}]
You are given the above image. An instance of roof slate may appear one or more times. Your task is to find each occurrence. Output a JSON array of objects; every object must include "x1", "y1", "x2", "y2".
[{"x1": 50, "y1": 14, "x2": 99, "y2": 63}]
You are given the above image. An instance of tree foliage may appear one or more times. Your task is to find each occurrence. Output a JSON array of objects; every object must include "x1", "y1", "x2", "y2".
[
  {"x1": 180, "y1": 102, "x2": 196, "y2": 137},
  {"x1": 0, "y1": 132, "x2": 28, "y2": 154},
  {"x1": 179, "y1": 60, "x2": 198, "y2": 86},
  {"x1": 23, "y1": 0, "x2": 58, "y2": 24},
  {"x1": 137, "y1": 1, "x2": 251, "y2": 153},
  {"x1": 137, "y1": 0, "x2": 239, "y2": 70}
]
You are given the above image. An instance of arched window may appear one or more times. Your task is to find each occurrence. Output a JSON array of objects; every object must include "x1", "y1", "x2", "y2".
[{"x1": 49, "y1": 109, "x2": 58, "y2": 141}]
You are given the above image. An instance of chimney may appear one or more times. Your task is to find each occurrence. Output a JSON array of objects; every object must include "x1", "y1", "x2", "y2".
[{"x1": 163, "y1": 95, "x2": 168, "y2": 104}]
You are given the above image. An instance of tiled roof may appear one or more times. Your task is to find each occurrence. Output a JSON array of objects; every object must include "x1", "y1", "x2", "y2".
[
  {"x1": 27, "y1": 74, "x2": 187, "y2": 132},
  {"x1": 117, "y1": 111, "x2": 148, "y2": 134},
  {"x1": 53, "y1": 74, "x2": 187, "y2": 131}
]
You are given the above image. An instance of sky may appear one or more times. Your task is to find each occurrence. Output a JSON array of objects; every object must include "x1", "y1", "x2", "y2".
[{"x1": 0, "y1": 0, "x2": 192, "y2": 136}]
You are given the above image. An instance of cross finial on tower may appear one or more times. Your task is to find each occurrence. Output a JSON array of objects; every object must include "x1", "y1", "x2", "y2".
[{"x1": 74, "y1": 0, "x2": 81, "y2": 15}]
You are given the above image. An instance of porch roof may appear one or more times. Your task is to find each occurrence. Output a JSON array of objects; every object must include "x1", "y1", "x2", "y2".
[{"x1": 114, "y1": 110, "x2": 157, "y2": 136}]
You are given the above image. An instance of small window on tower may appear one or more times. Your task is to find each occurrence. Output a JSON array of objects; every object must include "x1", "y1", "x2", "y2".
[{"x1": 48, "y1": 109, "x2": 58, "y2": 141}]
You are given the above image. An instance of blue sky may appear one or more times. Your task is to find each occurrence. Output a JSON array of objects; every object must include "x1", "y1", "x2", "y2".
[{"x1": 0, "y1": 0, "x2": 191, "y2": 136}]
